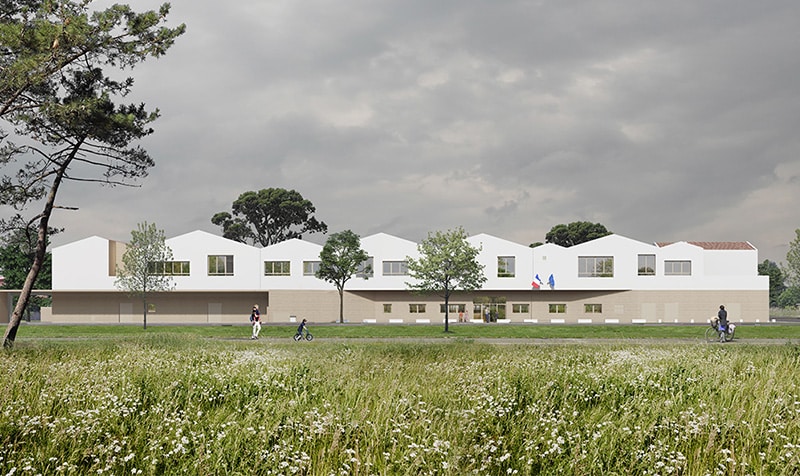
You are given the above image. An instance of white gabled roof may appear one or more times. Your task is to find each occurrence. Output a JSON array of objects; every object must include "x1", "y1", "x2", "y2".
[
  {"x1": 261, "y1": 238, "x2": 322, "y2": 257},
  {"x1": 52, "y1": 235, "x2": 110, "y2": 252},
  {"x1": 361, "y1": 232, "x2": 416, "y2": 247},
  {"x1": 361, "y1": 232, "x2": 418, "y2": 260},
  {"x1": 167, "y1": 230, "x2": 257, "y2": 251},
  {"x1": 469, "y1": 233, "x2": 533, "y2": 253},
  {"x1": 569, "y1": 233, "x2": 656, "y2": 252}
]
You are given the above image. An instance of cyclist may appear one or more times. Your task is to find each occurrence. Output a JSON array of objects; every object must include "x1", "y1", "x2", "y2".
[{"x1": 296, "y1": 318, "x2": 308, "y2": 337}]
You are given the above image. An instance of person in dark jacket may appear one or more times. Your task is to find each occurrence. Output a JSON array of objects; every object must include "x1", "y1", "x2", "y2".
[
  {"x1": 250, "y1": 304, "x2": 261, "y2": 339},
  {"x1": 717, "y1": 305, "x2": 728, "y2": 330}
]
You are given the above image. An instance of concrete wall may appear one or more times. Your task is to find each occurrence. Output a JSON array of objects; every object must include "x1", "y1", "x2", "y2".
[
  {"x1": 49, "y1": 291, "x2": 269, "y2": 325},
  {"x1": 43, "y1": 288, "x2": 768, "y2": 324}
]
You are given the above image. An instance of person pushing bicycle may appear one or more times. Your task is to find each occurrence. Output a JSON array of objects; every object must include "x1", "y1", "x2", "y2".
[{"x1": 717, "y1": 305, "x2": 728, "y2": 332}]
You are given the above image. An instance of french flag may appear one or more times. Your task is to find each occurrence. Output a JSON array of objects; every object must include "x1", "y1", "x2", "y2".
[{"x1": 532, "y1": 274, "x2": 543, "y2": 289}]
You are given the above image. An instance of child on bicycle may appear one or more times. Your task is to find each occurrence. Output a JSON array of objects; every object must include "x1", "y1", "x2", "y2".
[{"x1": 297, "y1": 318, "x2": 308, "y2": 336}]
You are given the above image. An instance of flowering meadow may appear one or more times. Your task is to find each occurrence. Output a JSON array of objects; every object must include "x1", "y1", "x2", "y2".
[{"x1": 1, "y1": 336, "x2": 799, "y2": 475}]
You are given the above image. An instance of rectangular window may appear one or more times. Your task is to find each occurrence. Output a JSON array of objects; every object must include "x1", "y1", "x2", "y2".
[
  {"x1": 357, "y1": 257, "x2": 374, "y2": 278},
  {"x1": 382, "y1": 260, "x2": 408, "y2": 276},
  {"x1": 383, "y1": 304, "x2": 392, "y2": 313},
  {"x1": 638, "y1": 254, "x2": 656, "y2": 276},
  {"x1": 497, "y1": 256, "x2": 516, "y2": 277},
  {"x1": 512, "y1": 303, "x2": 530, "y2": 313},
  {"x1": 665, "y1": 260, "x2": 691, "y2": 276},
  {"x1": 303, "y1": 261, "x2": 321, "y2": 276},
  {"x1": 149, "y1": 261, "x2": 190, "y2": 276},
  {"x1": 439, "y1": 304, "x2": 466, "y2": 313},
  {"x1": 584, "y1": 304, "x2": 602, "y2": 313},
  {"x1": 409, "y1": 304, "x2": 426, "y2": 313},
  {"x1": 208, "y1": 255, "x2": 234, "y2": 276},
  {"x1": 147, "y1": 303, "x2": 156, "y2": 313},
  {"x1": 578, "y1": 256, "x2": 614, "y2": 277},
  {"x1": 549, "y1": 303, "x2": 566, "y2": 313},
  {"x1": 265, "y1": 261, "x2": 291, "y2": 276}
]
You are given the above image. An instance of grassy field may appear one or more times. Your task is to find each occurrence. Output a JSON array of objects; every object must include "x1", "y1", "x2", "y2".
[
  {"x1": 13, "y1": 321, "x2": 800, "y2": 340},
  {"x1": 1, "y1": 333, "x2": 800, "y2": 475}
]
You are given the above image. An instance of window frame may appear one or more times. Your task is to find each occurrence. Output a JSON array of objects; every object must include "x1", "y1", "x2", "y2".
[
  {"x1": 584, "y1": 303, "x2": 602, "y2": 313},
  {"x1": 512, "y1": 303, "x2": 530, "y2": 313},
  {"x1": 638, "y1": 254, "x2": 656, "y2": 276},
  {"x1": 207, "y1": 255, "x2": 234, "y2": 276},
  {"x1": 578, "y1": 256, "x2": 614, "y2": 277},
  {"x1": 357, "y1": 257, "x2": 374, "y2": 278},
  {"x1": 409, "y1": 304, "x2": 426, "y2": 313},
  {"x1": 497, "y1": 256, "x2": 516, "y2": 278},
  {"x1": 548, "y1": 303, "x2": 566, "y2": 313},
  {"x1": 264, "y1": 260, "x2": 291, "y2": 276},
  {"x1": 149, "y1": 260, "x2": 190, "y2": 276},
  {"x1": 439, "y1": 303, "x2": 466, "y2": 313},
  {"x1": 664, "y1": 260, "x2": 691, "y2": 276},
  {"x1": 303, "y1": 260, "x2": 321, "y2": 276},
  {"x1": 382, "y1": 260, "x2": 408, "y2": 276}
]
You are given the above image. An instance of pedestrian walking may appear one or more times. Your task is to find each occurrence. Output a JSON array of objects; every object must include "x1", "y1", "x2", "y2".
[{"x1": 250, "y1": 304, "x2": 261, "y2": 339}]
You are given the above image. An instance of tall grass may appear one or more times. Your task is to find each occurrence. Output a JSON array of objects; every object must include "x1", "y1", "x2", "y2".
[
  {"x1": 1, "y1": 337, "x2": 799, "y2": 474},
  {"x1": 16, "y1": 322, "x2": 800, "y2": 340}
]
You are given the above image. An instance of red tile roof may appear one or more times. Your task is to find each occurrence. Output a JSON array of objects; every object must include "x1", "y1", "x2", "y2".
[{"x1": 655, "y1": 241, "x2": 755, "y2": 250}]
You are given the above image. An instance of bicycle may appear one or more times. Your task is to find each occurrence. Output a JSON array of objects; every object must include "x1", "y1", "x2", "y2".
[
  {"x1": 705, "y1": 317, "x2": 735, "y2": 343},
  {"x1": 293, "y1": 327, "x2": 313, "y2": 341}
]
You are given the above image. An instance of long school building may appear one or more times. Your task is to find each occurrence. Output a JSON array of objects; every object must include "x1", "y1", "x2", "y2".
[{"x1": 10, "y1": 230, "x2": 768, "y2": 325}]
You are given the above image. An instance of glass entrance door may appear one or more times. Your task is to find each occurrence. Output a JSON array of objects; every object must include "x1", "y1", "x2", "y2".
[{"x1": 473, "y1": 298, "x2": 506, "y2": 322}]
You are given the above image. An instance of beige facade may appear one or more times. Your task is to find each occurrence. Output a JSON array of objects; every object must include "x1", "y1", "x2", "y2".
[
  {"x1": 49, "y1": 291, "x2": 269, "y2": 325},
  {"x1": 38, "y1": 288, "x2": 767, "y2": 325}
]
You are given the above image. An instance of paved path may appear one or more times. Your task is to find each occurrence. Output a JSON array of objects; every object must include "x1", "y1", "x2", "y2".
[{"x1": 242, "y1": 337, "x2": 799, "y2": 345}]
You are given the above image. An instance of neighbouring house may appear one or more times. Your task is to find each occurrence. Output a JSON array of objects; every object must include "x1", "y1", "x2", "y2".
[{"x1": 1, "y1": 230, "x2": 769, "y2": 325}]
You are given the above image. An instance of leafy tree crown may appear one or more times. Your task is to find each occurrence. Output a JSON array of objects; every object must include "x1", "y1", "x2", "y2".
[
  {"x1": 406, "y1": 227, "x2": 487, "y2": 295},
  {"x1": 212, "y1": 188, "x2": 327, "y2": 247},
  {"x1": 545, "y1": 221, "x2": 611, "y2": 247}
]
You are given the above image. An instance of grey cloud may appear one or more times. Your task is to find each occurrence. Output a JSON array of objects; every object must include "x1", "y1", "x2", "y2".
[{"x1": 9, "y1": 0, "x2": 795, "y2": 266}]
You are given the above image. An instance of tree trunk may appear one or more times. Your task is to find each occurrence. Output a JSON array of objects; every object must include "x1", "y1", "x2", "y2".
[
  {"x1": 443, "y1": 289, "x2": 450, "y2": 333},
  {"x1": 2, "y1": 142, "x2": 77, "y2": 348},
  {"x1": 2, "y1": 249, "x2": 42, "y2": 346},
  {"x1": 338, "y1": 288, "x2": 344, "y2": 324},
  {"x1": 143, "y1": 298, "x2": 148, "y2": 330}
]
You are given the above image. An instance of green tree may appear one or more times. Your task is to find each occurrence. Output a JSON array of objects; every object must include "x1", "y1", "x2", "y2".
[
  {"x1": 0, "y1": 217, "x2": 55, "y2": 320},
  {"x1": 1, "y1": 2, "x2": 185, "y2": 118},
  {"x1": 316, "y1": 230, "x2": 370, "y2": 324},
  {"x1": 0, "y1": 1, "x2": 184, "y2": 347},
  {"x1": 758, "y1": 259, "x2": 786, "y2": 308},
  {"x1": 776, "y1": 287, "x2": 800, "y2": 311},
  {"x1": 406, "y1": 227, "x2": 487, "y2": 332},
  {"x1": 212, "y1": 188, "x2": 327, "y2": 247},
  {"x1": 114, "y1": 222, "x2": 174, "y2": 329},
  {"x1": 545, "y1": 222, "x2": 612, "y2": 247},
  {"x1": 785, "y1": 229, "x2": 800, "y2": 289},
  {"x1": 0, "y1": 215, "x2": 57, "y2": 290}
]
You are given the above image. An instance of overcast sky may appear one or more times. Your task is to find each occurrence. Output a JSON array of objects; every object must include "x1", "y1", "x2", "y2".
[{"x1": 34, "y1": 0, "x2": 800, "y2": 264}]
